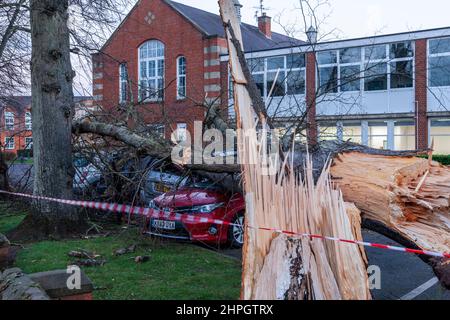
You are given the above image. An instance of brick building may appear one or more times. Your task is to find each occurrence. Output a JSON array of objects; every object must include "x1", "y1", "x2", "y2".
[
  {"x1": 94, "y1": 0, "x2": 450, "y2": 154},
  {"x1": 92, "y1": 0, "x2": 300, "y2": 138},
  {"x1": 0, "y1": 96, "x2": 93, "y2": 156}
]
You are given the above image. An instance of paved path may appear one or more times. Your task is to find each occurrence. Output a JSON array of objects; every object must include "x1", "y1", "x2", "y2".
[{"x1": 218, "y1": 229, "x2": 449, "y2": 300}]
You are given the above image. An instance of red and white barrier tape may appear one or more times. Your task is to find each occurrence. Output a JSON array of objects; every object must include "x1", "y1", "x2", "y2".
[{"x1": 1, "y1": 190, "x2": 449, "y2": 260}]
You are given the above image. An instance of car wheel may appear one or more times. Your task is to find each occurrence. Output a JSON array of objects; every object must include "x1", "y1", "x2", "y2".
[{"x1": 228, "y1": 213, "x2": 245, "y2": 249}]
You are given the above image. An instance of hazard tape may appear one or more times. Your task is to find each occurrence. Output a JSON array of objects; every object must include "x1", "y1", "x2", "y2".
[{"x1": 1, "y1": 190, "x2": 449, "y2": 260}]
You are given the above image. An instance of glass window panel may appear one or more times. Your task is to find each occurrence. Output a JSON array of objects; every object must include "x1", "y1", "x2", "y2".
[
  {"x1": 287, "y1": 70, "x2": 305, "y2": 95},
  {"x1": 431, "y1": 136, "x2": 450, "y2": 154},
  {"x1": 390, "y1": 42, "x2": 414, "y2": 59},
  {"x1": 365, "y1": 45, "x2": 386, "y2": 61},
  {"x1": 395, "y1": 136, "x2": 416, "y2": 151},
  {"x1": 429, "y1": 38, "x2": 450, "y2": 55},
  {"x1": 267, "y1": 72, "x2": 285, "y2": 97},
  {"x1": 148, "y1": 60, "x2": 156, "y2": 77},
  {"x1": 317, "y1": 51, "x2": 337, "y2": 65},
  {"x1": 343, "y1": 125, "x2": 362, "y2": 137},
  {"x1": 319, "y1": 66, "x2": 338, "y2": 93},
  {"x1": 267, "y1": 56, "x2": 285, "y2": 70},
  {"x1": 320, "y1": 126, "x2": 338, "y2": 140},
  {"x1": 340, "y1": 65, "x2": 361, "y2": 92},
  {"x1": 287, "y1": 54, "x2": 305, "y2": 69},
  {"x1": 252, "y1": 74, "x2": 264, "y2": 97},
  {"x1": 248, "y1": 58, "x2": 265, "y2": 72},
  {"x1": 364, "y1": 63, "x2": 387, "y2": 91},
  {"x1": 140, "y1": 62, "x2": 147, "y2": 78},
  {"x1": 390, "y1": 61, "x2": 413, "y2": 88},
  {"x1": 429, "y1": 56, "x2": 450, "y2": 87},
  {"x1": 157, "y1": 59, "x2": 164, "y2": 77},
  {"x1": 340, "y1": 47, "x2": 361, "y2": 64}
]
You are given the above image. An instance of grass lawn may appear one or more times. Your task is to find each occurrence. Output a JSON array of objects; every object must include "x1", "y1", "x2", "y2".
[{"x1": 0, "y1": 202, "x2": 242, "y2": 300}]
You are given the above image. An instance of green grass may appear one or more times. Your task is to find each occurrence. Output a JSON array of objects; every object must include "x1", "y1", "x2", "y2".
[
  {"x1": 0, "y1": 202, "x2": 242, "y2": 300},
  {"x1": 0, "y1": 201, "x2": 27, "y2": 234}
]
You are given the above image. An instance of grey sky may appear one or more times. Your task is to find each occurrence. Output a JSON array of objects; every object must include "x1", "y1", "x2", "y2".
[{"x1": 180, "y1": 0, "x2": 450, "y2": 40}]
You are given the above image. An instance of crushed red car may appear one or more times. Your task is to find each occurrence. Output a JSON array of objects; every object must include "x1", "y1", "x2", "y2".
[{"x1": 144, "y1": 183, "x2": 245, "y2": 248}]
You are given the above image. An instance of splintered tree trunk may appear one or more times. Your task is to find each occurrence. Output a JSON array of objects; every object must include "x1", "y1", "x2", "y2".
[
  {"x1": 219, "y1": 0, "x2": 371, "y2": 300},
  {"x1": 11, "y1": 0, "x2": 86, "y2": 240},
  {"x1": 331, "y1": 152, "x2": 450, "y2": 258}
]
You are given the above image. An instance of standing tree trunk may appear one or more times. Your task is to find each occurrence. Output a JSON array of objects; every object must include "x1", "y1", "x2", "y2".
[{"x1": 10, "y1": 0, "x2": 86, "y2": 240}]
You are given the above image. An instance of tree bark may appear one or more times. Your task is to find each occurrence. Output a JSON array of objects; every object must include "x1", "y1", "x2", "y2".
[{"x1": 10, "y1": 0, "x2": 86, "y2": 240}]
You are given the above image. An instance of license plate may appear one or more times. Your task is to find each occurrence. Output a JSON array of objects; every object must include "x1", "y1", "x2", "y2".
[
  {"x1": 152, "y1": 220, "x2": 176, "y2": 230},
  {"x1": 155, "y1": 183, "x2": 171, "y2": 193}
]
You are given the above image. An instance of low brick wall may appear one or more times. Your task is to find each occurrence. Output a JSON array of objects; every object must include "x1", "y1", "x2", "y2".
[{"x1": 0, "y1": 268, "x2": 50, "y2": 300}]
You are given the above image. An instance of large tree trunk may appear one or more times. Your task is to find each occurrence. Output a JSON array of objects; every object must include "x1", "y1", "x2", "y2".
[{"x1": 10, "y1": 0, "x2": 86, "y2": 240}]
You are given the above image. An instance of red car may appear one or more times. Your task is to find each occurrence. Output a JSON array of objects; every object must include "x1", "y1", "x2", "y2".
[{"x1": 144, "y1": 185, "x2": 245, "y2": 248}]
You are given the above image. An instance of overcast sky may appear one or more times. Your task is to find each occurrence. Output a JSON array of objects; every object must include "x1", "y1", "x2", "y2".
[{"x1": 180, "y1": 0, "x2": 450, "y2": 40}]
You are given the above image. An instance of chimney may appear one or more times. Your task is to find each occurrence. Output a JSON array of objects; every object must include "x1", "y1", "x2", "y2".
[
  {"x1": 233, "y1": 0, "x2": 243, "y2": 22},
  {"x1": 258, "y1": 13, "x2": 272, "y2": 39}
]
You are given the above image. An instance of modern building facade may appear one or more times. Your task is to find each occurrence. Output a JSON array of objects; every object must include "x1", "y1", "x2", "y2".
[
  {"x1": 94, "y1": 0, "x2": 450, "y2": 154},
  {"x1": 222, "y1": 28, "x2": 450, "y2": 154}
]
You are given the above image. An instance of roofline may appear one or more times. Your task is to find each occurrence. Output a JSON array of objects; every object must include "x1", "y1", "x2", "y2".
[
  {"x1": 163, "y1": 0, "x2": 209, "y2": 37},
  {"x1": 220, "y1": 26, "x2": 450, "y2": 61}
]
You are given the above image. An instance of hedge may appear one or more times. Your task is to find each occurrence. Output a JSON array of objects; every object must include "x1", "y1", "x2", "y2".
[{"x1": 418, "y1": 154, "x2": 450, "y2": 166}]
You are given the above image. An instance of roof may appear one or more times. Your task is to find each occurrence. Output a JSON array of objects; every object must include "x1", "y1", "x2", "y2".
[
  {"x1": 164, "y1": 1, "x2": 304, "y2": 52},
  {"x1": 0, "y1": 96, "x2": 92, "y2": 114}
]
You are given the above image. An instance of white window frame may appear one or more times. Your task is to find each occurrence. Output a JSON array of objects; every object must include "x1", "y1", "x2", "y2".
[
  {"x1": 119, "y1": 63, "x2": 128, "y2": 103},
  {"x1": 25, "y1": 137, "x2": 33, "y2": 150},
  {"x1": 4, "y1": 137, "x2": 14, "y2": 150},
  {"x1": 5, "y1": 112, "x2": 14, "y2": 131},
  {"x1": 25, "y1": 112, "x2": 32, "y2": 130},
  {"x1": 316, "y1": 42, "x2": 415, "y2": 94},
  {"x1": 248, "y1": 54, "x2": 306, "y2": 101},
  {"x1": 176, "y1": 56, "x2": 187, "y2": 100},
  {"x1": 138, "y1": 40, "x2": 165, "y2": 102},
  {"x1": 176, "y1": 123, "x2": 187, "y2": 142},
  {"x1": 428, "y1": 37, "x2": 450, "y2": 88}
]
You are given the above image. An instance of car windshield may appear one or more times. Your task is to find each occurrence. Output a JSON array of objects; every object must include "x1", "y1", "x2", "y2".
[{"x1": 188, "y1": 177, "x2": 222, "y2": 190}]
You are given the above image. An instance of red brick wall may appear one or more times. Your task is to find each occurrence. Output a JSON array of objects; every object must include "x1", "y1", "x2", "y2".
[
  {"x1": 0, "y1": 106, "x2": 32, "y2": 155},
  {"x1": 415, "y1": 39, "x2": 429, "y2": 150},
  {"x1": 93, "y1": 0, "x2": 217, "y2": 137},
  {"x1": 306, "y1": 52, "x2": 317, "y2": 145}
]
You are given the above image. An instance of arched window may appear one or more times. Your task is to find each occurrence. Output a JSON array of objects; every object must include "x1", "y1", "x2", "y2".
[
  {"x1": 177, "y1": 56, "x2": 187, "y2": 99},
  {"x1": 139, "y1": 40, "x2": 165, "y2": 101}
]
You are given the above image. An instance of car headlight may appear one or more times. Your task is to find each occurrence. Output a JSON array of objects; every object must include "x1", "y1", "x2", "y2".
[{"x1": 191, "y1": 203, "x2": 224, "y2": 214}]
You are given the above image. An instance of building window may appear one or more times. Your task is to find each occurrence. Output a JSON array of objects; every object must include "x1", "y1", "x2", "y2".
[
  {"x1": 430, "y1": 118, "x2": 450, "y2": 154},
  {"x1": 394, "y1": 121, "x2": 415, "y2": 151},
  {"x1": 364, "y1": 42, "x2": 414, "y2": 91},
  {"x1": 429, "y1": 37, "x2": 450, "y2": 87},
  {"x1": 5, "y1": 112, "x2": 14, "y2": 130},
  {"x1": 138, "y1": 40, "x2": 165, "y2": 102},
  {"x1": 25, "y1": 112, "x2": 32, "y2": 130},
  {"x1": 4, "y1": 137, "x2": 14, "y2": 150},
  {"x1": 368, "y1": 122, "x2": 388, "y2": 149},
  {"x1": 119, "y1": 63, "x2": 128, "y2": 103},
  {"x1": 25, "y1": 137, "x2": 33, "y2": 150},
  {"x1": 317, "y1": 47, "x2": 361, "y2": 94},
  {"x1": 176, "y1": 123, "x2": 187, "y2": 142},
  {"x1": 247, "y1": 53, "x2": 306, "y2": 100},
  {"x1": 318, "y1": 124, "x2": 338, "y2": 141},
  {"x1": 343, "y1": 123, "x2": 362, "y2": 144},
  {"x1": 177, "y1": 56, "x2": 187, "y2": 99}
]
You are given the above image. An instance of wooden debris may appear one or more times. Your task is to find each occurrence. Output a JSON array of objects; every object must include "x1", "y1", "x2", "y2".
[
  {"x1": 68, "y1": 249, "x2": 100, "y2": 260},
  {"x1": 331, "y1": 152, "x2": 450, "y2": 256},
  {"x1": 114, "y1": 244, "x2": 137, "y2": 256},
  {"x1": 219, "y1": 0, "x2": 371, "y2": 300},
  {"x1": 134, "y1": 256, "x2": 151, "y2": 264}
]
